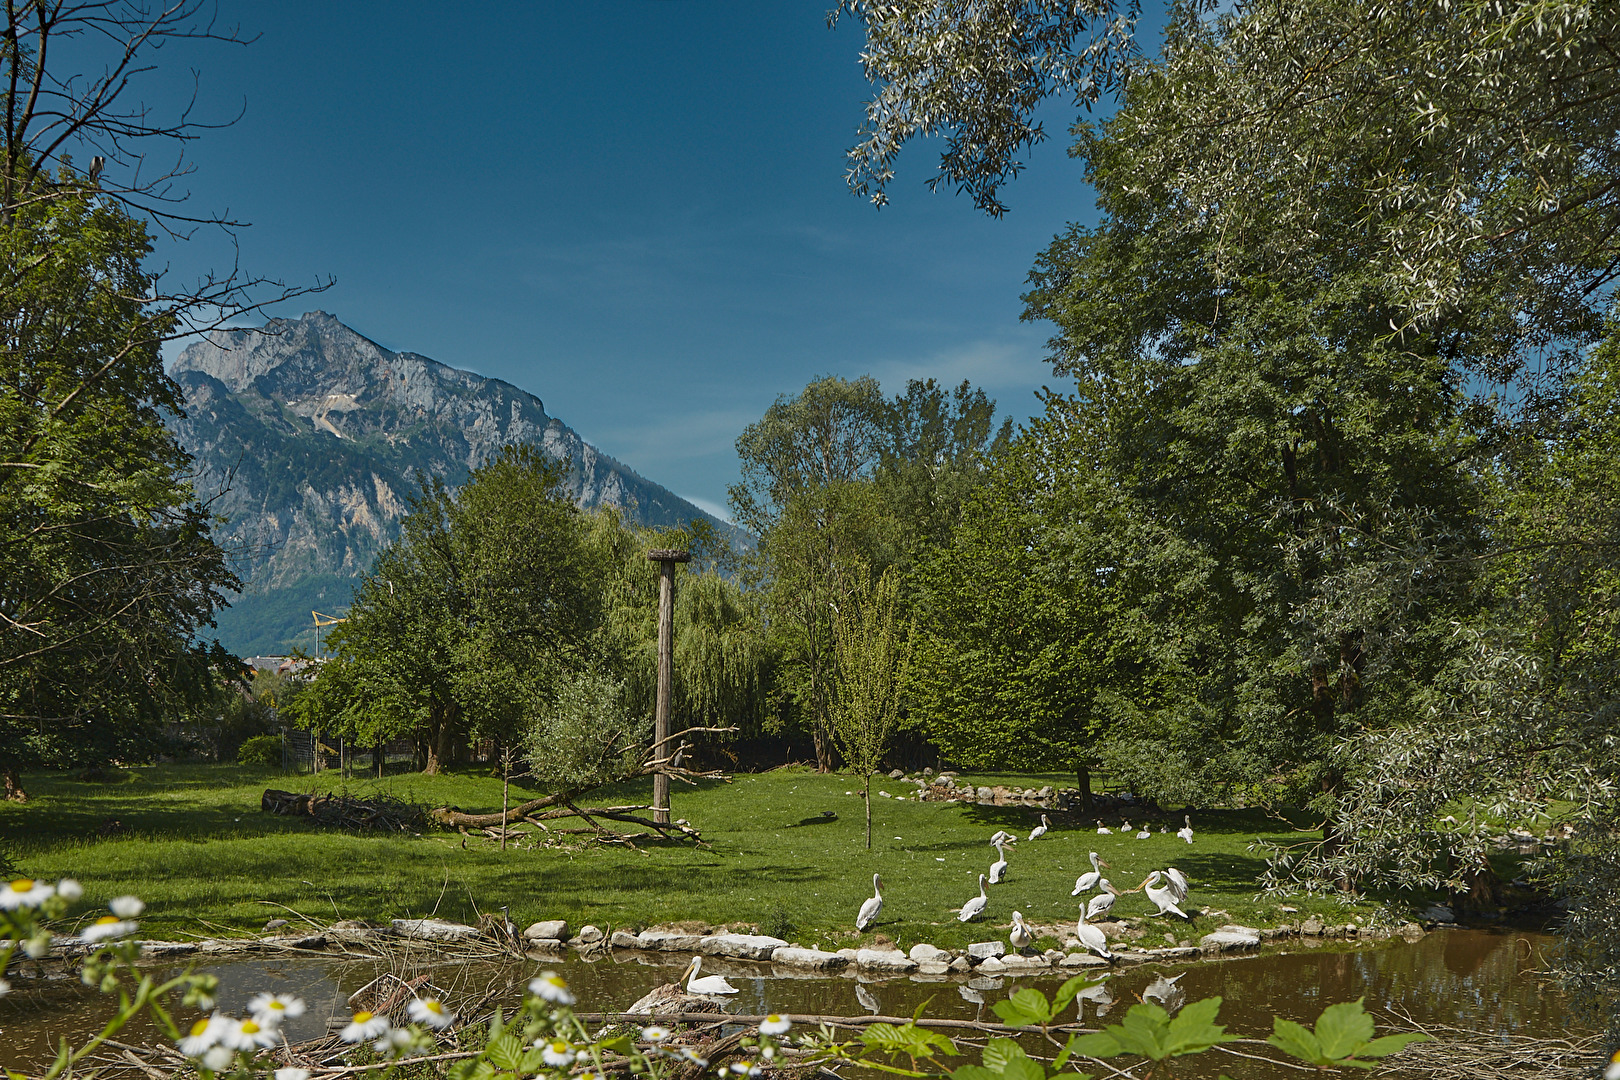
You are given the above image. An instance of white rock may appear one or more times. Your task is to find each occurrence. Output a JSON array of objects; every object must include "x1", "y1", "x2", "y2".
[
  {"x1": 967, "y1": 941, "x2": 1006, "y2": 960},
  {"x1": 575, "y1": 925, "x2": 604, "y2": 944},
  {"x1": 856, "y1": 948, "x2": 918, "y2": 973},
  {"x1": 524, "y1": 920, "x2": 569, "y2": 941},
  {"x1": 1060, "y1": 953, "x2": 1111, "y2": 967},
  {"x1": 916, "y1": 959, "x2": 951, "y2": 975},
  {"x1": 637, "y1": 930, "x2": 702, "y2": 951},
  {"x1": 975, "y1": 956, "x2": 1008, "y2": 973},
  {"x1": 700, "y1": 933, "x2": 790, "y2": 961},
  {"x1": 1198, "y1": 931, "x2": 1261, "y2": 953},
  {"x1": 908, "y1": 943, "x2": 951, "y2": 962},
  {"x1": 770, "y1": 947, "x2": 849, "y2": 971},
  {"x1": 391, "y1": 918, "x2": 482, "y2": 942},
  {"x1": 610, "y1": 930, "x2": 641, "y2": 949}
]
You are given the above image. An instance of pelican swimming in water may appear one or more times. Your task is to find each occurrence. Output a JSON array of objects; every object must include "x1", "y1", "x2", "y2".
[
  {"x1": 1072, "y1": 852, "x2": 1109, "y2": 895},
  {"x1": 1177, "y1": 814, "x2": 1195, "y2": 844},
  {"x1": 683, "y1": 956, "x2": 739, "y2": 995},
  {"x1": 988, "y1": 839, "x2": 1013, "y2": 884},
  {"x1": 1028, "y1": 814, "x2": 1051, "y2": 841},
  {"x1": 856, "y1": 873, "x2": 883, "y2": 931},
  {"x1": 1009, "y1": 911, "x2": 1034, "y2": 952},
  {"x1": 1084, "y1": 880, "x2": 1120, "y2": 921},
  {"x1": 1074, "y1": 917, "x2": 1114, "y2": 961},
  {"x1": 1140, "y1": 871, "x2": 1193, "y2": 920},
  {"x1": 958, "y1": 874, "x2": 989, "y2": 921}
]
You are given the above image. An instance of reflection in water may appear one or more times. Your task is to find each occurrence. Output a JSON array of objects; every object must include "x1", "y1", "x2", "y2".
[{"x1": 0, "y1": 929, "x2": 1587, "y2": 1073}]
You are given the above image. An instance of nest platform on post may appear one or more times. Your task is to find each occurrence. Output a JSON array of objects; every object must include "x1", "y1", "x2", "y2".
[{"x1": 647, "y1": 549, "x2": 691, "y2": 825}]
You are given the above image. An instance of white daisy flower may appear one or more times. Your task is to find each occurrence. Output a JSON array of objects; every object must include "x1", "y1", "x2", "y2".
[
  {"x1": 55, "y1": 879, "x2": 83, "y2": 902},
  {"x1": 81, "y1": 915, "x2": 138, "y2": 942},
  {"x1": 0, "y1": 878, "x2": 54, "y2": 909},
  {"x1": 0, "y1": 978, "x2": 10, "y2": 997},
  {"x1": 679, "y1": 1048, "x2": 709, "y2": 1066},
  {"x1": 247, "y1": 993, "x2": 306, "y2": 1026},
  {"x1": 759, "y1": 1014, "x2": 792, "y2": 1036},
  {"x1": 528, "y1": 971, "x2": 575, "y2": 1005},
  {"x1": 221, "y1": 1016, "x2": 279, "y2": 1051},
  {"x1": 730, "y1": 1060, "x2": 762, "y2": 1076},
  {"x1": 177, "y1": 1014, "x2": 227, "y2": 1056},
  {"x1": 407, "y1": 997, "x2": 455, "y2": 1029},
  {"x1": 21, "y1": 934, "x2": 49, "y2": 958},
  {"x1": 761, "y1": 1046, "x2": 776, "y2": 1060},
  {"x1": 202, "y1": 1045, "x2": 235, "y2": 1071},
  {"x1": 541, "y1": 1040, "x2": 574, "y2": 1066},
  {"x1": 274, "y1": 1070, "x2": 313, "y2": 1080},
  {"x1": 108, "y1": 895, "x2": 145, "y2": 918},
  {"x1": 641, "y1": 1025, "x2": 671, "y2": 1042},
  {"x1": 340, "y1": 1010, "x2": 390, "y2": 1043},
  {"x1": 375, "y1": 1027, "x2": 416, "y2": 1055}
]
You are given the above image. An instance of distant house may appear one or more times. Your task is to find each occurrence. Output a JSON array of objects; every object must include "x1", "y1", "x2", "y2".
[{"x1": 243, "y1": 655, "x2": 314, "y2": 676}]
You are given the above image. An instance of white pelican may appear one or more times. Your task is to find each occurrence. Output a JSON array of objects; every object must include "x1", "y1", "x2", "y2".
[
  {"x1": 1141, "y1": 871, "x2": 1193, "y2": 920},
  {"x1": 989, "y1": 829, "x2": 1016, "y2": 846},
  {"x1": 1009, "y1": 911, "x2": 1034, "y2": 952},
  {"x1": 958, "y1": 874, "x2": 989, "y2": 921},
  {"x1": 1135, "y1": 825, "x2": 1152, "y2": 840},
  {"x1": 1164, "y1": 867, "x2": 1189, "y2": 902},
  {"x1": 683, "y1": 956, "x2": 739, "y2": 995},
  {"x1": 855, "y1": 874, "x2": 881, "y2": 932},
  {"x1": 1074, "y1": 918, "x2": 1113, "y2": 961},
  {"x1": 1177, "y1": 815, "x2": 1194, "y2": 844},
  {"x1": 988, "y1": 839, "x2": 1012, "y2": 884},
  {"x1": 1072, "y1": 852, "x2": 1109, "y2": 895},
  {"x1": 1084, "y1": 880, "x2": 1120, "y2": 921},
  {"x1": 856, "y1": 873, "x2": 883, "y2": 931},
  {"x1": 1095, "y1": 820, "x2": 1113, "y2": 835},
  {"x1": 1028, "y1": 814, "x2": 1051, "y2": 841}
]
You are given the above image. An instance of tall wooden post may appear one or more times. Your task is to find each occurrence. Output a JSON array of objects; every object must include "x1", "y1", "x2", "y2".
[{"x1": 648, "y1": 549, "x2": 690, "y2": 825}]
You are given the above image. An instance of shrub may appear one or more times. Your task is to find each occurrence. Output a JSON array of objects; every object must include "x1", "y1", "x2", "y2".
[{"x1": 237, "y1": 734, "x2": 284, "y2": 767}]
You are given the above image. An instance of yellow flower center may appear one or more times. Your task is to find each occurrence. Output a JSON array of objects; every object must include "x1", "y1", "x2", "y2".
[
  {"x1": 266, "y1": 1000, "x2": 285, "y2": 1011},
  {"x1": 94, "y1": 915, "x2": 119, "y2": 926},
  {"x1": 189, "y1": 1018, "x2": 210, "y2": 1037},
  {"x1": 551, "y1": 1041, "x2": 568, "y2": 1052},
  {"x1": 353, "y1": 1011, "x2": 374, "y2": 1023},
  {"x1": 767, "y1": 1014, "x2": 782, "y2": 1023},
  {"x1": 241, "y1": 1020, "x2": 260, "y2": 1034},
  {"x1": 8, "y1": 879, "x2": 33, "y2": 893},
  {"x1": 424, "y1": 1000, "x2": 444, "y2": 1013}
]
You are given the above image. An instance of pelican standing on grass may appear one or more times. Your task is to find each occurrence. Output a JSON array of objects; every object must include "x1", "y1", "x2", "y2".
[
  {"x1": 1140, "y1": 871, "x2": 1193, "y2": 920},
  {"x1": 683, "y1": 956, "x2": 739, "y2": 995},
  {"x1": 1177, "y1": 815, "x2": 1195, "y2": 844},
  {"x1": 1085, "y1": 880, "x2": 1120, "y2": 921},
  {"x1": 958, "y1": 874, "x2": 989, "y2": 921},
  {"x1": 1165, "y1": 867, "x2": 1190, "y2": 902},
  {"x1": 1072, "y1": 852, "x2": 1109, "y2": 895},
  {"x1": 988, "y1": 839, "x2": 1013, "y2": 884},
  {"x1": 856, "y1": 874, "x2": 883, "y2": 931},
  {"x1": 990, "y1": 829, "x2": 1016, "y2": 846},
  {"x1": 1028, "y1": 814, "x2": 1051, "y2": 841},
  {"x1": 1009, "y1": 911, "x2": 1034, "y2": 952}
]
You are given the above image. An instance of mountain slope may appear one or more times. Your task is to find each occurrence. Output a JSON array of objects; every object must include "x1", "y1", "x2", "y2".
[{"x1": 168, "y1": 311, "x2": 730, "y2": 655}]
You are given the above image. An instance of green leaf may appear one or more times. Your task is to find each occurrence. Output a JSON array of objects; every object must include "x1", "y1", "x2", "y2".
[
  {"x1": 993, "y1": 988, "x2": 1054, "y2": 1027},
  {"x1": 1164, "y1": 995, "x2": 1237, "y2": 1056},
  {"x1": 951, "y1": 1067, "x2": 1002, "y2": 1080},
  {"x1": 598, "y1": 1035, "x2": 634, "y2": 1055},
  {"x1": 1052, "y1": 974, "x2": 1096, "y2": 1016},
  {"x1": 1267, "y1": 1018, "x2": 1326, "y2": 1065},
  {"x1": 1053, "y1": 1031, "x2": 1081, "y2": 1071},
  {"x1": 485, "y1": 1033, "x2": 528, "y2": 1072},
  {"x1": 1113, "y1": 1002, "x2": 1174, "y2": 1059},
  {"x1": 981, "y1": 1037, "x2": 1024, "y2": 1073},
  {"x1": 1360, "y1": 1032, "x2": 1432, "y2": 1058},
  {"x1": 1314, "y1": 999, "x2": 1376, "y2": 1060},
  {"x1": 1066, "y1": 1031, "x2": 1124, "y2": 1059}
]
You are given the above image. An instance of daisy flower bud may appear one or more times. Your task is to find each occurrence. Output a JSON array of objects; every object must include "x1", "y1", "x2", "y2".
[
  {"x1": 55, "y1": 879, "x2": 83, "y2": 902},
  {"x1": 275, "y1": 1070, "x2": 313, "y2": 1080},
  {"x1": 202, "y1": 1045, "x2": 235, "y2": 1071}
]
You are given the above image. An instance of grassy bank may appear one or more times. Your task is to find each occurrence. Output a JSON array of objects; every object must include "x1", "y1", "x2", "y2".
[{"x1": 0, "y1": 764, "x2": 1419, "y2": 951}]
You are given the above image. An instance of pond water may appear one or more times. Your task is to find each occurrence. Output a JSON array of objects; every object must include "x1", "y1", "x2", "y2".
[{"x1": 0, "y1": 928, "x2": 1583, "y2": 1076}]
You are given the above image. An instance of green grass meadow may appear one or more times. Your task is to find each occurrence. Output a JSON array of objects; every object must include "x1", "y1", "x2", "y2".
[{"x1": 0, "y1": 764, "x2": 1412, "y2": 951}]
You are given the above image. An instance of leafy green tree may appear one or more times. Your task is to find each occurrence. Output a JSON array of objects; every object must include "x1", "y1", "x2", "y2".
[
  {"x1": 0, "y1": 179, "x2": 239, "y2": 797},
  {"x1": 830, "y1": 565, "x2": 910, "y2": 849},
  {"x1": 521, "y1": 664, "x2": 650, "y2": 794}
]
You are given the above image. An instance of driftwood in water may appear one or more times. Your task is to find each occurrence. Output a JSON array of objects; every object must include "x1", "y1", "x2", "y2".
[{"x1": 260, "y1": 789, "x2": 427, "y2": 831}]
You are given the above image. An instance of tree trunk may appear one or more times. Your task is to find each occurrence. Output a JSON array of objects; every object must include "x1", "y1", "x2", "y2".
[
  {"x1": 813, "y1": 722, "x2": 834, "y2": 773},
  {"x1": 425, "y1": 723, "x2": 455, "y2": 775},
  {"x1": 863, "y1": 773, "x2": 872, "y2": 850},
  {"x1": 1075, "y1": 766, "x2": 1093, "y2": 813},
  {"x1": 3, "y1": 767, "x2": 26, "y2": 803}
]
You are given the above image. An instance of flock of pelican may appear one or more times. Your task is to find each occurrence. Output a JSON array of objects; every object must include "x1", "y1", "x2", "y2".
[{"x1": 852, "y1": 811, "x2": 1200, "y2": 965}]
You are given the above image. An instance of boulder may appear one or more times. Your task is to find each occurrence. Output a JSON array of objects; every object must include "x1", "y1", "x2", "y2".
[
  {"x1": 771, "y1": 947, "x2": 849, "y2": 972},
  {"x1": 574, "y1": 925, "x2": 604, "y2": 945},
  {"x1": 638, "y1": 930, "x2": 703, "y2": 951},
  {"x1": 1300, "y1": 916, "x2": 1324, "y2": 936},
  {"x1": 1142, "y1": 946, "x2": 1200, "y2": 960},
  {"x1": 524, "y1": 920, "x2": 569, "y2": 942},
  {"x1": 138, "y1": 941, "x2": 199, "y2": 957},
  {"x1": 1399, "y1": 922, "x2": 1427, "y2": 943},
  {"x1": 856, "y1": 948, "x2": 918, "y2": 973},
  {"x1": 1421, "y1": 904, "x2": 1455, "y2": 923},
  {"x1": 947, "y1": 956, "x2": 971, "y2": 972},
  {"x1": 1000, "y1": 954, "x2": 1046, "y2": 969},
  {"x1": 1059, "y1": 953, "x2": 1111, "y2": 968},
  {"x1": 610, "y1": 930, "x2": 642, "y2": 949},
  {"x1": 908, "y1": 943, "x2": 951, "y2": 963},
  {"x1": 1199, "y1": 930, "x2": 1261, "y2": 954},
  {"x1": 889, "y1": 769, "x2": 906, "y2": 779},
  {"x1": 915, "y1": 959, "x2": 950, "y2": 975},
  {"x1": 975, "y1": 955, "x2": 1008, "y2": 973},
  {"x1": 392, "y1": 918, "x2": 482, "y2": 942},
  {"x1": 967, "y1": 941, "x2": 1006, "y2": 961},
  {"x1": 700, "y1": 933, "x2": 790, "y2": 961}
]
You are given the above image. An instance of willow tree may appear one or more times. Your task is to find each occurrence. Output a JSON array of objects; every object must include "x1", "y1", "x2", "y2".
[{"x1": 830, "y1": 566, "x2": 910, "y2": 850}]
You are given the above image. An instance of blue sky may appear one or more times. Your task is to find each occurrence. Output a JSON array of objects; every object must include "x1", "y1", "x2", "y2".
[{"x1": 155, "y1": 2, "x2": 1107, "y2": 520}]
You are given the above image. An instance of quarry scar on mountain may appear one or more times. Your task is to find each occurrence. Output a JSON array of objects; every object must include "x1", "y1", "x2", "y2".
[{"x1": 167, "y1": 311, "x2": 737, "y2": 656}]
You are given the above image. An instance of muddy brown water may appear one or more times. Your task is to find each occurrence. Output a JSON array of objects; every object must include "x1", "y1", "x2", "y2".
[{"x1": 0, "y1": 929, "x2": 1585, "y2": 1076}]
